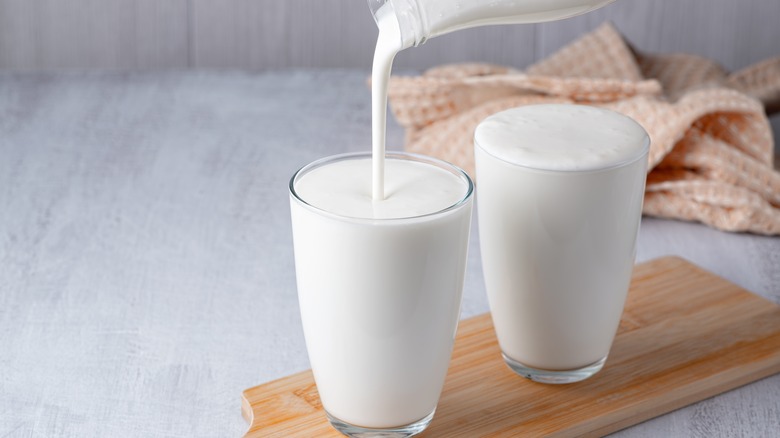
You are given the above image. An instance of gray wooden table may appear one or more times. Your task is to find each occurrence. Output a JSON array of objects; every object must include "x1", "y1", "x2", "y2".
[{"x1": 0, "y1": 71, "x2": 778, "y2": 437}]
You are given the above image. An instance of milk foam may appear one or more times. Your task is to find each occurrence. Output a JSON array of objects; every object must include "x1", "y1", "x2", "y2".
[
  {"x1": 474, "y1": 104, "x2": 649, "y2": 171},
  {"x1": 294, "y1": 157, "x2": 468, "y2": 219}
]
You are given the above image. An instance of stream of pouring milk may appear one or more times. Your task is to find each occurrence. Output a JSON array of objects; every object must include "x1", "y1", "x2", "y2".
[{"x1": 370, "y1": 4, "x2": 403, "y2": 200}]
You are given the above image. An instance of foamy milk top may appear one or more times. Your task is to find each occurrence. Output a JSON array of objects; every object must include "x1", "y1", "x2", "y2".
[
  {"x1": 294, "y1": 157, "x2": 468, "y2": 219},
  {"x1": 474, "y1": 104, "x2": 649, "y2": 171}
]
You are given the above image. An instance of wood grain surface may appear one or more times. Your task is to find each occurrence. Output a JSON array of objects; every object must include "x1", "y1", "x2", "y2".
[{"x1": 242, "y1": 257, "x2": 780, "y2": 437}]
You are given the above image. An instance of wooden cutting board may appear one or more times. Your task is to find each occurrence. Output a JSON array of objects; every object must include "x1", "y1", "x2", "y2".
[{"x1": 242, "y1": 257, "x2": 780, "y2": 437}]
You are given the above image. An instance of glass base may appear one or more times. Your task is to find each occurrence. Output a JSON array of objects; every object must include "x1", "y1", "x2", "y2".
[
  {"x1": 502, "y1": 353, "x2": 607, "y2": 384},
  {"x1": 326, "y1": 409, "x2": 435, "y2": 438}
]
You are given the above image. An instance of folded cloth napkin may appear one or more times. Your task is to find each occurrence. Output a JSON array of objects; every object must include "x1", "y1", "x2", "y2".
[{"x1": 387, "y1": 23, "x2": 780, "y2": 235}]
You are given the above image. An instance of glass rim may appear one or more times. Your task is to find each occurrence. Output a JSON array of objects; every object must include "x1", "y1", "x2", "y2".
[
  {"x1": 474, "y1": 137, "x2": 650, "y2": 174},
  {"x1": 473, "y1": 104, "x2": 651, "y2": 174},
  {"x1": 289, "y1": 151, "x2": 474, "y2": 223}
]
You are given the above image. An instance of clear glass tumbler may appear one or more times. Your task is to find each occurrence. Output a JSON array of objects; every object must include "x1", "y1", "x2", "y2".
[
  {"x1": 475, "y1": 104, "x2": 649, "y2": 384},
  {"x1": 289, "y1": 152, "x2": 474, "y2": 436}
]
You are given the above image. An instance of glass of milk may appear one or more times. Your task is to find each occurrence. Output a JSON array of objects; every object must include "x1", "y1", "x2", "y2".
[
  {"x1": 474, "y1": 104, "x2": 649, "y2": 384},
  {"x1": 289, "y1": 151, "x2": 474, "y2": 436}
]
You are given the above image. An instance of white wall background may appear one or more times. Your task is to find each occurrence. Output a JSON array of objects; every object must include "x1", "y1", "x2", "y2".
[
  {"x1": 1, "y1": 0, "x2": 779, "y2": 72},
  {"x1": 1, "y1": 0, "x2": 779, "y2": 149}
]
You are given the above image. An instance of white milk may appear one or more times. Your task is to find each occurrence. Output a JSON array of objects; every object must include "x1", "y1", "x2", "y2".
[
  {"x1": 296, "y1": 156, "x2": 465, "y2": 219},
  {"x1": 290, "y1": 154, "x2": 473, "y2": 428},
  {"x1": 474, "y1": 104, "x2": 648, "y2": 373}
]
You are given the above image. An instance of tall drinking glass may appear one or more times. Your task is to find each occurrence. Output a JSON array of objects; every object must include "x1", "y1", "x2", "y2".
[
  {"x1": 290, "y1": 152, "x2": 474, "y2": 436},
  {"x1": 475, "y1": 104, "x2": 649, "y2": 384}
]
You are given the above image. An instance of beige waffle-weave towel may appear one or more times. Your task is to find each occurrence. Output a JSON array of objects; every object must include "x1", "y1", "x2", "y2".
[{"x1": 387, "y1": 23, "x2": 780, "y2": 235}]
